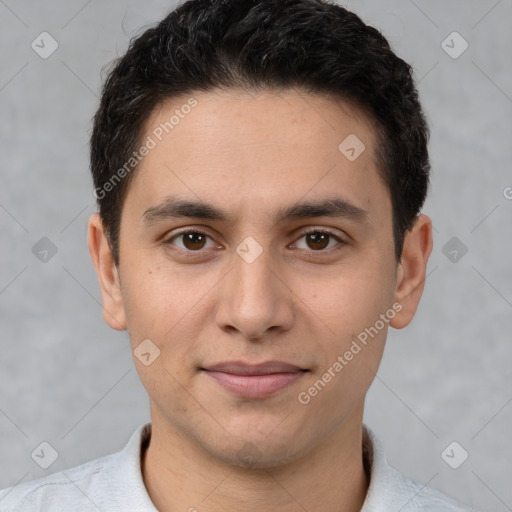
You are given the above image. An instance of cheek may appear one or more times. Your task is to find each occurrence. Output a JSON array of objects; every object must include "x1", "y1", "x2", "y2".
[
  {"x1": 121, "y1": 264, "x2": 205, "y2": 411},
  {"x1": 120, "y1": 261, "x2": 217, "y2": 383},
  {"x1": 304, "y1": 261, "x2": 396, "y2": 339},
  {"x1": 120, "y1": 261, "x2": 197, "y2": 337},
  {"x1": 294, "y1": 252, "x2": 396, "y2": 398},
  {"x1": 295, "y1": 289, "x2": 390, "y2": 425}
]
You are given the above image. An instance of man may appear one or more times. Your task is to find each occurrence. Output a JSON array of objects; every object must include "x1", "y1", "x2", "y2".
[{"x1": 0, "y1": 0, "x2": 477, "y2": 510}]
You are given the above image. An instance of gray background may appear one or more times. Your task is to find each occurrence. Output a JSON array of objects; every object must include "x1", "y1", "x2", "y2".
[{"x1": 0, "y1": 0, "x2": 511, "y2": 510}]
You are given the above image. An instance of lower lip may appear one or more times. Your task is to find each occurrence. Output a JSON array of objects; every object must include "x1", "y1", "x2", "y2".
[{"x1": 203, "y1": 371, "x2": 305, "y2": 399}]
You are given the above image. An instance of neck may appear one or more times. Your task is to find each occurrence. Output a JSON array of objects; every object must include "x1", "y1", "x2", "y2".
[{"x1": 142, "y1": 405, "x2": 369, "y2": 512}]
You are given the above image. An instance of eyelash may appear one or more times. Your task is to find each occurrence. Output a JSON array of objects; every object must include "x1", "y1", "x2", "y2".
[{"x1": 163, "y1": 228, "x2": 346, "y2": 256}]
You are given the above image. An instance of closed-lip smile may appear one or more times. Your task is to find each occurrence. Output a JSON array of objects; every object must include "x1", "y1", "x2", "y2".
[{"x1": 201, "y1": 360, "x2": 308, "y2": 398}]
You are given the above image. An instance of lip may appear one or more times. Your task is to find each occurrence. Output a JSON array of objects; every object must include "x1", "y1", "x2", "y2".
[{"x1": 201, "y1": 360, "x2": 308, "y2": 399}]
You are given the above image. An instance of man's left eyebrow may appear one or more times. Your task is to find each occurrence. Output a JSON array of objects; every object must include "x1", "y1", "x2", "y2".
[
  {"x1": 275, "y1": 198, "x2": 368, "y2": 223},
  {"x1": 140, "y1": 196, "x2": 368, "y2": 225}
]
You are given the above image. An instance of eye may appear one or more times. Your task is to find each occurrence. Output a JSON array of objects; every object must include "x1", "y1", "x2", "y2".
[
  {"x1": 293, "y1": 229, "x2": 345, "y2": 251},
  {"x1": 163, "y1": 228, "x2": 346, "y2": 255},
  {"x1": 165, "y1": 230, "x2": 217, "y2": 251}
]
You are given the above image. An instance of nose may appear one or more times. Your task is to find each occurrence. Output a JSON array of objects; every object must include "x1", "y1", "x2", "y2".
[{"x1": 215, "y1": 242, "x2": 294, "y2": 341}]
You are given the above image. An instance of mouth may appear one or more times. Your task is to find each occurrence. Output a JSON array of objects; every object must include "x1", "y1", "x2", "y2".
[{"x1": 200, "y1": 360, "x2": 309, "y2": 399}]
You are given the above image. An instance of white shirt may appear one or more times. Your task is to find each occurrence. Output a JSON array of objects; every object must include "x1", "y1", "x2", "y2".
[{"x1": 0, "y1": 423, "x2": 476, "y2": 511}]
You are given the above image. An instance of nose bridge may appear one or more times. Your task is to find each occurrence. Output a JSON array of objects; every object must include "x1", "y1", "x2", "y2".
[
  {"x1": 215, "y1": 236, "x2": 293, "y2": 339},
  {"x1": 232, "y1": 236, "x2": 277, "y2": 308}
]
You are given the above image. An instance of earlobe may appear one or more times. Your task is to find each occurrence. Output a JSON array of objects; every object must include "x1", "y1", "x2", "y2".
[
  {"x1": 390, "y1": 214, "x2": 433, "y2": 330},
  {"x1": 87, "y1": 213, "x2": 127, "y2": 331}
]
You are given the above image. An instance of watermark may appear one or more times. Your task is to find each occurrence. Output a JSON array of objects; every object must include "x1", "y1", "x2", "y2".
[
  {"x1": 442, "y1": 236, "x2": 468, "y2": 263},
  {"x1": 133, "y1": 338, "x2": 161, "y2": 366},
  {"x1": 297, "y1": 302, "x2": 402, "y2": 405},
  {"x1": 441, "y1": 31, "x2": 468, "y2": 60},
  {"x1": 441, "y1": 441, "x2": 469, "y2": 469},
  {"x1": 503, "y1": 186, "x2": 512, "y2": 200},
  {"x1": 338, "y1": 133, "x2": 365, "y2": 161},
  {"x1": 31, "y1": 441, "x2": 59, "y2": 469},
  {"x1": 93, "y1": 97, "x2": 198, "y2": 200},
  {"x1": 32, "y1": 236, "x2": 58, "y2": 263},
  {"x1": 236, "y1": 236, "x2": 263, "y2": 263},
  {"x1": 31, "y1": 31, "x2": 59, "y2": 59},
  {"x1": 237, "y1": 441, "x2": 263, "y2": 467}
]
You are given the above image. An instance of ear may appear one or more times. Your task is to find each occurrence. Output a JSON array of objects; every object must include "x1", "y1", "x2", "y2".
[
  {"x1": 87, "y1": 213, "x2": 127, "y2": 331},
  {"x1": 390, "y1": 214, "x2": 433, "y2": 329}
]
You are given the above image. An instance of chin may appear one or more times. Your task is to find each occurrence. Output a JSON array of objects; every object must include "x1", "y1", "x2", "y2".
[
  {"x1": 195, "y1": 423, "x2": 311, "y2": 470},
  {"x1": 214, "y1": 440, "x2": 302, "y2": 470}
]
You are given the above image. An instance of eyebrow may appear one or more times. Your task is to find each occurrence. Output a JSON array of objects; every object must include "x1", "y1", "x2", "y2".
[{"x1": 141, "y1": 195, "x2": 368, "y2": 226}]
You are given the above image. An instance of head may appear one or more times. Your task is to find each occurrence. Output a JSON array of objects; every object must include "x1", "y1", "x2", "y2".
[{"x1": 88, "y1": 0, "x2": 432, "y2": 468}]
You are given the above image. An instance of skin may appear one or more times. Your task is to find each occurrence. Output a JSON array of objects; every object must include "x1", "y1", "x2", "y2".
[{"x1": 88, "y1": 88, "x2": 432, "y2": 512}]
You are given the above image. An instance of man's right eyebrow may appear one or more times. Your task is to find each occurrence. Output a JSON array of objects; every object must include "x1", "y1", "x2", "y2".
[{"x1": 141, "y1": 197, "x2": 229, "y2": 225}]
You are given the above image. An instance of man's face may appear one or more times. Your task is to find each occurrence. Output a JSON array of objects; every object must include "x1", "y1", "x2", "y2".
[{"x1": 110, "y1": 89, "x2": 401, "y2": 466}]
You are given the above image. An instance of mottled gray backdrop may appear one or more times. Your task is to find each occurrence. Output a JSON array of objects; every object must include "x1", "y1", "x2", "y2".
[{"x1": 1, "y1": 1, "x2": 511, "y2": 510}]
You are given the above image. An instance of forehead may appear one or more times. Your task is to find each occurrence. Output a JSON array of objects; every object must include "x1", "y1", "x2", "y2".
[{"x1": 124, "y1": 88, "x2": 389, "y2": 224}]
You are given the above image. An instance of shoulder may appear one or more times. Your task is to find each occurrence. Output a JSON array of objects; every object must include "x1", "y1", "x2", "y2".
[
  {"x1": 0, "y1": 422, "x2": 153, "y2": 512},
  {"x1": 385, "y1": 465, "x2": 477, "y2": 511},
  {"x1": 362, "y1": 425, "x2": 478, "y2": 512},
  {"x1": 0, "y1": 452, "x2": 114, "y2": 511}
]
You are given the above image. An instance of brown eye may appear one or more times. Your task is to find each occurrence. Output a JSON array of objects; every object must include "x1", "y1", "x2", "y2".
[
  {"x1": 293, "y1": 230, "x2": 344, "y2": 252},
  {"x1": 305, "y1": 232, "x2": 330, "y2": 250},
  {"x1": 182, "y1": 232, "x2": 207, "y2": 250},
  {"x1": 166, "y1": 230, "x2": 215, "y2": 252}
]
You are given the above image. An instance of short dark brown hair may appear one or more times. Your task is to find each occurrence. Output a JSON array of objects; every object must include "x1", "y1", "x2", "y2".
[{"x1": 90, "y1": 0, "x2": 430, "y2": 265}]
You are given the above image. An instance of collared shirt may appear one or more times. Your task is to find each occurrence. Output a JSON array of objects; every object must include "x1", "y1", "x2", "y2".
[{"x1": 0, "y1": 423, "x2": 476, "y2": 511}]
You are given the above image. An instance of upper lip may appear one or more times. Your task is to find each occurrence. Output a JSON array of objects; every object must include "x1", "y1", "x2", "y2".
[{"x1": 201, "y1": 360, "x2": 307, "y2": 375}]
